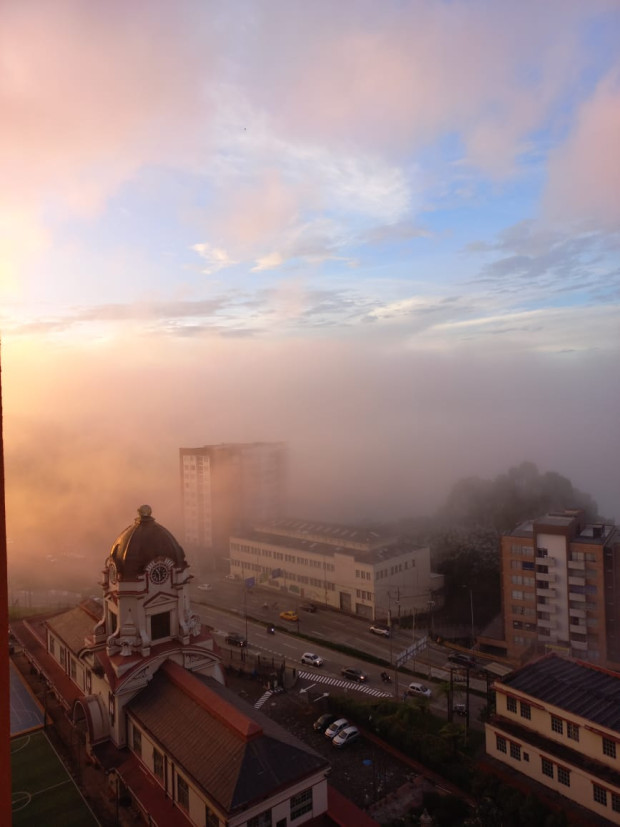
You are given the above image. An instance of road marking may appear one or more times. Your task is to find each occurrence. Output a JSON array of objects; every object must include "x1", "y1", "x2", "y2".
[{"x1": 297, "y1": 671, "x2": 391, "y2": 698}]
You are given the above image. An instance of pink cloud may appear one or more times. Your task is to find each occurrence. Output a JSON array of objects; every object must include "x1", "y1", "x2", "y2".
[{"x1": 543, "y1": 71, "x2": 620, "y2": 229}]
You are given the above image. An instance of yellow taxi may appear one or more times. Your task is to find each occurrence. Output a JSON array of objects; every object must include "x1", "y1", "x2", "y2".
[{"x1": 279, "y1": 609, "x2": 299, "y2": 622}]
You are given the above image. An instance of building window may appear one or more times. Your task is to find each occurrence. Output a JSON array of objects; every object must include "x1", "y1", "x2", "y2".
[
  {"x1": 557, "y1": 766, "x2": 570, "y2": 787},
  {"x1": 603, "y1": 738, "x2": 617, "y2": 759},
  {"x1": 290, "y1": 788, "x2": 312, "y2": 820},
  {"x1": 509, "y1": 742, "x2": 521, "y2": 761},
  {"x1": 177, "y1": 775, "x2": 189, "y2": 811},
  {"x1": 520, "y1": 702, "x2": 531, "y2": 720},
  {"x1": 541, "y1": 757, "x2": 554, "y2": 778},
  {"x1": 206, "y1": 806, "x2": 219, "y2": 827},
  {"x1": 506, "y1": 696, "x2": 517, "y2": 713},
  {"x1": 551, "y1": 716, "x2": 563, "y2": 735},
  {"x1": 593, "y1": 784, "x2": 608, "y2": 806},
  {"x1": 132, "y1": 726, "x2": 142, "y2": 757},
  {"x1": 248, "y1": 810, "x2": 272, "y2": 827},
  {"x1": 153, "y1": 748, "x2": 164, "y2": 780},
  {"x1": 567, "y1": 722, "x2": 579, "y2": 742},
  {"x1": 496, "y1": 734, "x2": 507, "y2": 753},
  {"x1": 612, "y1": 793, "x2": 620, "y2": 813},
  {"x1": 70, "y1": 659, "x2": 77, "y2": 681}
]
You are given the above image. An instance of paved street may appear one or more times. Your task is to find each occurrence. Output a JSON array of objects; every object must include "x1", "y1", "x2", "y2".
[{"x1": 192, "y1": 576, "x2": 491, "y2": 729}]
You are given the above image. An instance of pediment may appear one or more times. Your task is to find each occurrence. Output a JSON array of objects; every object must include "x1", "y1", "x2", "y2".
[{"x1": 143, "y1": 591, "x2": 176, "y2": 609}]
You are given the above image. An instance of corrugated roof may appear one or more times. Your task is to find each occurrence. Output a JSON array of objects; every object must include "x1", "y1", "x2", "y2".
[
  {"x1": 127, "y1": 662, "x2": 329, "y2": 814},
  {"x1": 500, "y1": 654, "x2": 620, "y2": 734}
]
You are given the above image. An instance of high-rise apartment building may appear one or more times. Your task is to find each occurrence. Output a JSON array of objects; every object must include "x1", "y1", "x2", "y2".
[
  {"x1": 180, "y1": 442, "x2": 287, "y2": 560},
  {"x1": 480, "y1": 509, "x2": 620, "y2": 669}
]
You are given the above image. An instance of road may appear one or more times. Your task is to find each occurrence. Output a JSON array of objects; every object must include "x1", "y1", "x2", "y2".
[{"x1": 192, "y1": 578, "x2": 489, "y2": 728}]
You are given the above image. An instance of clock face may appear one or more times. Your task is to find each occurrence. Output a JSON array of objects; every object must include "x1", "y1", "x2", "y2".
[{"x1": 150, "y1": 564, "x2": 168, "y2": 585}]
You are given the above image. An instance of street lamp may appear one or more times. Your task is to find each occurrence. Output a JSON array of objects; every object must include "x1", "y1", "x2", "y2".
[{"x1": 461, "y1": 586, "x2": 475, "y2": 648}]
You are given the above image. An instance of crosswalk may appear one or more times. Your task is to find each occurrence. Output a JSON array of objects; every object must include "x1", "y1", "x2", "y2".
[{"x1": 297, "y1": 670, "x2": 392, "y2": 698}]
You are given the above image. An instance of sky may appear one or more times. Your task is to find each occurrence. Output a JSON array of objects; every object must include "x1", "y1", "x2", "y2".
[{"x1": 1, "y1": 0, "x2": 619, "y2": 577}]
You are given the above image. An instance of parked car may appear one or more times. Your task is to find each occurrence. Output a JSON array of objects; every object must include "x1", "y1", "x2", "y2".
[
  {"x1": 225, "y1": 632, "x2": 247, "y2": 647},
  {"x1": 332, "y1": 725, "x2": 360, "y2": 748},
  {"x1": 301, "y1": 652, "x2": 323, "y2": 667},
  {"x1": 453, "y1": 703, "x2": 467, "y2": 717},
  {"x1": 300, "y1": 603, "x2": 317, "y2": 613},
  {"x1": 324, "y1": 718, "x2": 350, "y2": 739},
  {"x1": 279, "y1": 610, "x2": 299, "y2": 622},
  {"x1": 369, "y1": 623, "x2": 391, "y2": 638},
  {"x1": 313, "y1": 713, "x2": 337, "y2": 733},
  {"x1": 341, "y1": 667, "x2": 368, "y2": 682},
  {"x1": 448, "y1": 652, "x2": 477, "y2": 668},
  {"x1": 407, "y1": 681, "x2": 432, "y2": 698},
  {"x1": 197, "y1": 583, "x2": 212, "y2": 591}
]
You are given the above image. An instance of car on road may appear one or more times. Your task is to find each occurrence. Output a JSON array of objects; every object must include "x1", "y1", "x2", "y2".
[
  {"x1": 197, "y1": 583, "x2": 212, "y2": 591},
  {"x1": 448, "y1": 652, "x2": 477, "y2": 668},
  {"x1": 225, "y1": 632, "x2": 247, "y2": 647},
  {"x1": 341, "y1": 667, "x2": 368, "y2": 682},
  {"x1": 407, "y1": 681, "x2": 431, "y2": 698},
  {"x1": 300, "y1": 602, "x2": 317, "y2": 613},
  {"x1": 301, "y1": 652, "x2": 323, "y2": 667},
  {"x1": 332, "y1": 725, "x2": 360, "y2": 748},
  {"x1": 279, "y1": 610, "x2": 299, "y2": 622},
  {"x1": 324, "y1": 718, "x2": 350, "y2": 740},
  {"x1": 369, "y1": 623, "x2": 391, "y2": 638},
  {"x1": 313, "y1": 713, "x2": 337, "y2": 733},
  {"x1": 453, "y1": 703, "x2": 467, "y2": 717}
]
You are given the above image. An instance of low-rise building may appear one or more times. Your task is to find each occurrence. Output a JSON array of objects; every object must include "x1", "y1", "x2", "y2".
[
  {"x1": 486, "y1": 653, "x2": 620, "y2": 825},
  {"x1": 229, "y1": 518, "x2": 443, "y2": 621}
]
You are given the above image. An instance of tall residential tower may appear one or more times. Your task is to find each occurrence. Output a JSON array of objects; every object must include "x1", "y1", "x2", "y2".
[{"x1": 180, "y1": 442, "x2": 287, "y2": 565}]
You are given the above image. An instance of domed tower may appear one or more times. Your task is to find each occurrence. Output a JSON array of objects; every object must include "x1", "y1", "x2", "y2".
[{"x1": 93, "y1": 505, "x2": 199, "y2": 659}]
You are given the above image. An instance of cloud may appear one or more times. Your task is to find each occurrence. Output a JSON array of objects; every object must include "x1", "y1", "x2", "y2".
[
  {"x1": 192, "y1": 243, "x2": 238, "y2": 274},
  {"x1": 543, "y1": 70, "x2": 620, "y2": 229},
  {"x1": 252, "y1": 252, "x2": 283, "y2": 272}
]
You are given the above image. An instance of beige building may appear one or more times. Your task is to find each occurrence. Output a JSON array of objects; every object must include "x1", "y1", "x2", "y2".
[
  {"x1": 479, "y1": 509, "x2": 620, "y2": 670},
  {"x1": 486, "y1": 654, "x2": 620, "y2": 824},
  {"x1": 229, "y1": 518, "x2": 442, "y2": 621},
  {"x1": 180, "y1": 443, "x2": 287, "y2": 562},
  {"x1": 12, "y1": 505, "x2": 331, "y2": 826}
]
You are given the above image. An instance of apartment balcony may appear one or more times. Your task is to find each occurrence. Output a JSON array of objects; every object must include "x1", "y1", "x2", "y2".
[
  {"x1": 536, "y1": 554, "x2": 555, "y2": 565},
  {"x1": 568, "y1": 590, "x2": 586, "y2": 601},
  {"x1": 536, "y1": 586, "x2": 556, "y2": 598},
  {"x1": 567, "y1": 559, "x2": 586, "y2": 570},
  {"x1": 571, "y1": 640, "x2": 588, "y2": 651},
  {"x1": 568, "y1": 575, "x2": 586, "y2": 587},
  {"x1": 569, "y1": 623, "x2": 587, "y2": 635},
  {"x1": 535, "y1": 571, "x2": 556, "y2": 583},
  {"x1": 569, "y1": 607, "x2": 586, "y2": 619},
  {"x1": 537, "y1": 618, "x2": 556, "y2": 629},
  {"x1": 536, "y1": 598, "x2": 558, "y2": 612}
]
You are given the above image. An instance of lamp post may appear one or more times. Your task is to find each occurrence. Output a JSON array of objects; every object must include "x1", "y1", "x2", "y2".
[{"x1": 461, "y1": 586, "x2": 475, "y2": 648}]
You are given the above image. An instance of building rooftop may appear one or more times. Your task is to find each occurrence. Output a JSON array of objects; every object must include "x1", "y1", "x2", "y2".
[
  {"x1": 127, "y1": 661, "x2": 329, "y2": 814},
  {"x1": 233, "y1": 521, "x2": 424, "y2": 563},
  {"x1": 499, "y1": 654, "x2": 620, "y2": 734}
]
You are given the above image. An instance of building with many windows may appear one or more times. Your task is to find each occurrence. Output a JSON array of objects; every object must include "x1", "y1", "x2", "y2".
[
  {"x1": 11, "y1": 505, "x2": 331, "y2": 826},
  {"x1": 478, "y1": 509, "x2": 620, "y2": 670},
  {"x1": 486, "y1": 654, "x2": 620, "y2": 825},
  {"x1": 229, "y1": 518, "x2": 442, "y2": 621},
  {"x1": 180, "y1": 443, "x2": 287, "y2": 565}
]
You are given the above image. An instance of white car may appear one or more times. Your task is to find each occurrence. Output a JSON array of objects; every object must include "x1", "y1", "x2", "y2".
[
  {"x1": 324, "y1": 718, "x2": 349, "y2": 740},
  {"x1": 332, "y1": 725, "x2": 360, "y2": 748},
  {"x1": 197, "y1": 583, "x2": 212, "y2": 591},
  {"x1": 301, "y1": 652, "x2": 323, "y2": 667},
  {"x1": 407, "y1": 681, "x2": 432, "y2": 698}
]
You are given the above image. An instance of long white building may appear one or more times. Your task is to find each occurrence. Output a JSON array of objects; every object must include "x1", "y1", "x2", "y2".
[{"x1": 229, "y1": 518, "x2": 443, "y2": 621}]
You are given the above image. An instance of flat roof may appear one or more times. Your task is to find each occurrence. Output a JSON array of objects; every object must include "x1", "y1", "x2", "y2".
[{"x1": 499, "y1": 654, "x2": 620, "y2": 734}]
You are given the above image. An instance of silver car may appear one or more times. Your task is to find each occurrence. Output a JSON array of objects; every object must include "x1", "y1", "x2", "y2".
[
  {"x1": 325, "y1": 718, "x2": 349, "y2": 740},
  {"x1": 301, "y1": 652, "x2": 324, "y2": 667}
]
